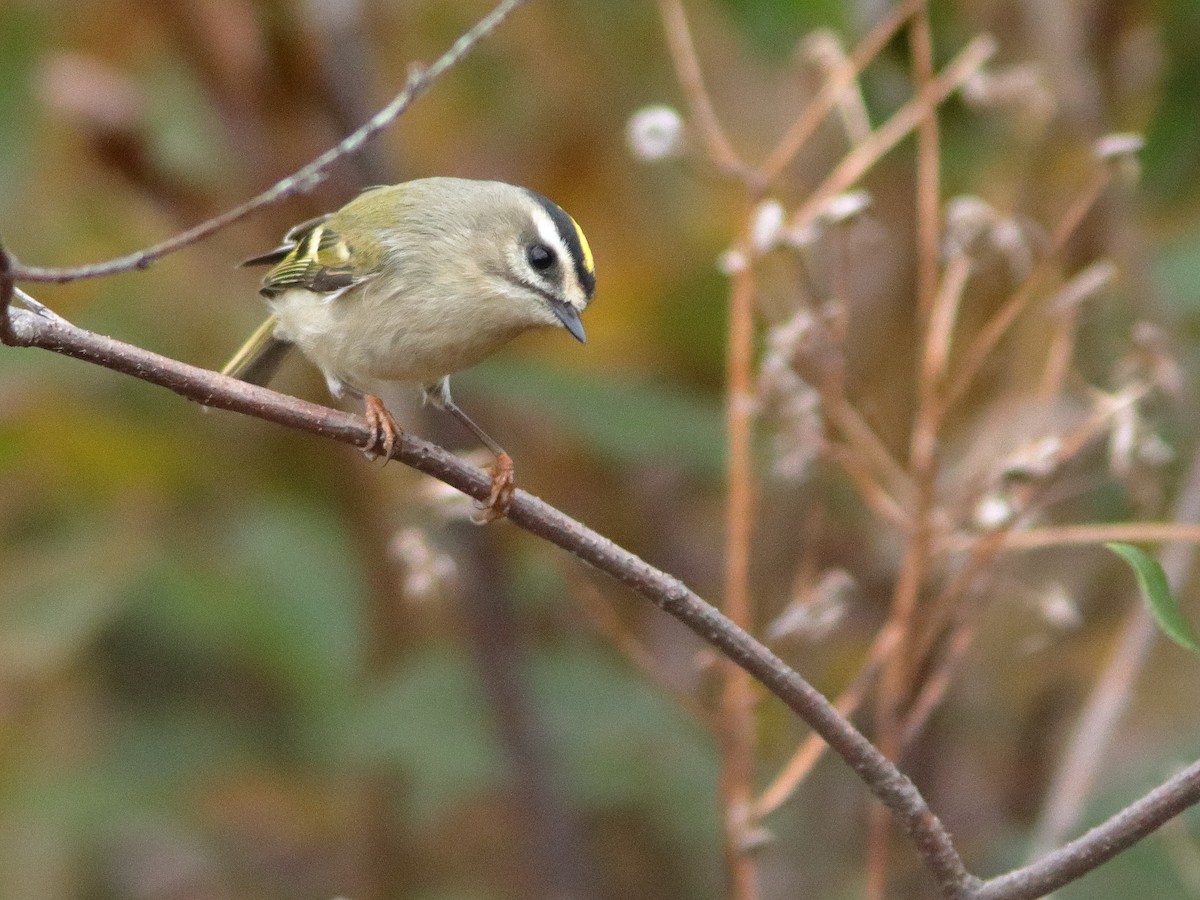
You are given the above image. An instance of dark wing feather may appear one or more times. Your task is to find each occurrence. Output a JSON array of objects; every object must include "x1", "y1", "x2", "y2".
[
  {"x1": 240, "y1": 215, "x2": 331, "y2": 268},
  {"x1": 244, "y1": 215, "x2": 374, "y2": 299}
]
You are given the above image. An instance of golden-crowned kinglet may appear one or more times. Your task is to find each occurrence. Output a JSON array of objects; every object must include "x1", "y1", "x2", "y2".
[{"x1": 222, "y1": 177, "x2": 596, "y2": 520}]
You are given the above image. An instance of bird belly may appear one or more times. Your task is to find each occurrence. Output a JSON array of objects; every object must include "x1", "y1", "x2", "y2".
[{"x1": 269, "y1": 286, "x2": 527, "y2": 390}]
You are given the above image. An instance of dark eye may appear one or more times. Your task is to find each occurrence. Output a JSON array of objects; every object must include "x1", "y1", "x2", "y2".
[{"x1": 527, "y1": 243, "x2": 555, "y2": 271}]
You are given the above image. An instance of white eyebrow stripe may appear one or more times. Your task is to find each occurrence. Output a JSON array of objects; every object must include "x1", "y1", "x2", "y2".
[{"x1": 529, "y1": 204, "x2": 572, "y2": 262}]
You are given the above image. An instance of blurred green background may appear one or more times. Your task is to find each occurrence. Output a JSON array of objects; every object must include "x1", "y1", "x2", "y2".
[{"x1": 3, "y1": 0, "x2": 1200, "y2": 898}]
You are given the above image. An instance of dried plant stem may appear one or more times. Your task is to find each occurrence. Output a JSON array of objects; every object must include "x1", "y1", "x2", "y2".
[
  {"x1": 718, "y1": 261, "x2": 761, "y2": 899},
  {"x1": 823, "y1": 393, "x2": 917, "y2": 509},
  {"x1": 910, "y1": 2, "x2": 942, "y2": 323},
  {"x1": 13, "y1": 0, "x2": 530, "y2": 283},
  {"x1": 787, "y1": 35, "x2": 995, "y2": 234},
  {"x1": 758, "y1": 0, "x2": 924, "y2": 184},
  {"x1": 980, "y1": 758, "x2": 1200, "y2": 900},
  {"x1": 870, "y1": 254, "x2": 972, "y2": 898},
  {"x1": 948, "y1": 521, "x2": 1200, "y2": 552},
  {"x1": 753, "y1": 620, "x2": 902, "y2": 819},
  {"x1": 826, "y1": 444, "x2": 910, "y2": 529},
  {"x1": 656, "y1": 0, "x2": 745, "y2": 177},
  {"x1": 945, "y1": 168, "x2": 1113, "y2": 411},
  {"x1": 1028, "y1": 446, "x2": 1200, "y2": 858},
  {"x1": 1038, "y1": 306, "x2": 1081, "y2": 398}
]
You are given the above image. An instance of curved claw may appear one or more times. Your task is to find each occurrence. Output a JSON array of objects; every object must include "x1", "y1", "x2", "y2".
[
  {"x1": 473, "y1": 451, "x2": 515, "y2": 524},
  {"x1": 362, "y1": 394, "x2": 401, "y2": 462}
]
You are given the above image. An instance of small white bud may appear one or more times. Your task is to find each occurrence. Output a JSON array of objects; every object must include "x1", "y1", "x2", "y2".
[
  {"x1": 974, "y1": 493, "x2": 1013, "y2": 529},
  {"x1": 766, "y1": 569, "x2": 853, "y2": 641},
  {"x1": 750, "y1": 199, "x2": 786, "y2": 254},
  {"x1": 1002, "y1": 436, "x2": 1062, "y2": 481},
  {"x1": 821, "y1": 190, "x2": 872, "y2": 224},
  {"x1": 626, "y1": 104, "x2": 685, "y2": 162},
  {"x1": 1094, "y1": 132, "x2": 1145, "y2": 161},
  {"x1": 990, "y1": 218, "x2": 1035, "y2": 279},
  {"x1": 943, "y1": 195, "x2": 996, "y2": 258},
  {"x1": 1035, "y1": 583, "x2": 1083, "y2": 631}
]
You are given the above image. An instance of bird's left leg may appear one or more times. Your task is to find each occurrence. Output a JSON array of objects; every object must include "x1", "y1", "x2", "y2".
[{"x1": 425, "y1": 379, "x2": 514, "y2": 522}]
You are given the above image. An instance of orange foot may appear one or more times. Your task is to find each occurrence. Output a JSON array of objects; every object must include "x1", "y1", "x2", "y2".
[
  {"x1": 362, "y1": 394, "x2": 401, "y2": 461},
  {"x1": 474, "y1": 451, "x2": 515, "y2": 524}
]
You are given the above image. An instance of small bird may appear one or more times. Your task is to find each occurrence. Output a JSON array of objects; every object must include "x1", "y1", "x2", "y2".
[{"x1": 222, "y1": 177, "x2": 596, "y2": 520}]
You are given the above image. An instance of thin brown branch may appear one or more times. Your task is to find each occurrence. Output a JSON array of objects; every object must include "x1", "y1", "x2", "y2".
[
  {"x1": 943, "y1": 168, "x2": 1112, "y2": 411},
  {"x1": 11, "y1": 0, "x2": 530, "y2": 283},
  {"x1": 752, "y1": 621, "x2": 902, "y2": 820},
  {"x1": 758, "y1": 0, "x2": 924, "y2": 184},
  {"x1": 719, "y1": 260, "x2": 761, "y2": 899},
  {"x1": 947, "y1": 521, "x2": 1200, "y2": 552},
  {"x1": 976, "y1": 758, "x2": 1200, "y2": 900},
  {"x1": 910, "y1": 2, "x2": 941, "y2": 323},
  {"x1": 1027, "y1": 446, "x2": 1200, "y2": 858},
  {"x1": 1, "y1": 302, "x2": 976, "y2": 897},
  {"x1": 787, "y1": 34, "x2": 995, "y2": 234},
  {"x1": 656, "y1": 0, "x2": 746, "y2": 178}
]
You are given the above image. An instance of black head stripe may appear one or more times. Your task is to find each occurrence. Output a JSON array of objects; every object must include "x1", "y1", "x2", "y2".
[{"x1": 525, "y1": 189, "x2": 596, "y2": 299}]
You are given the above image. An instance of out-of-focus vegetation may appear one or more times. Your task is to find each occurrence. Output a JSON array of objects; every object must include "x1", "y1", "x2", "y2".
[{"x1": 2, "y1": 1, "x2": 1200, "y2": 898}]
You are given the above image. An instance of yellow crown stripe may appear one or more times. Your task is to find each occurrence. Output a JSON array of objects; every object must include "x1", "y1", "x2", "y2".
[{"x1": 570, "y1": 215, "x2": 594, "y2": 275}]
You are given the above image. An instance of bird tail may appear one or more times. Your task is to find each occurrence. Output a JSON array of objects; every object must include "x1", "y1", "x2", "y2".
[{"x1": 221, "y1": 315, "x2": 294, "y2": 386}]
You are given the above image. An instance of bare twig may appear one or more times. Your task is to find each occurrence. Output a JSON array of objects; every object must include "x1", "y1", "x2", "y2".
[
  {"x1": 752, "y1": 621, "x2": 903, "y2": 820},
  {"x1": 758, "y1": 0, "x2": 924, "y2": 184},
  {"x1": 11, "y1": 0, "x2": 530, "y2": 283},
  {"x1": 1, "y1": 303, "x2": 975, "y2": 897},
  {"x1": 910, "y1": 2, "x2": 942, "y2": 323},
  {"x1": 977, "y1": 758, "x2": 1200, "y2": 900},
  {"x1": 946, "y1": 521, "x2": 1200, "y2": 552},
  {"x1": 1027, "y1": 446, "x2": 1200, "y2": 857},
  {"x1": 944, "y1": 168, "x2": 1112, "y2": 411},
  {"x1": 718, "y1": 255, "x2": 761, "y2": 898},
  {"x1": 787, "y1": 35, "x2": 995, "y2": 235},
  {"x1": 656, "y1": 0, "x2": 746, "y2": 178}
]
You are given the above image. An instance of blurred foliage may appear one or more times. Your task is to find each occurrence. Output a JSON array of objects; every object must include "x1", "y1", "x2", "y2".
[{"x1": 3, "y1": 0, "x2": 1200, "y2": 898}]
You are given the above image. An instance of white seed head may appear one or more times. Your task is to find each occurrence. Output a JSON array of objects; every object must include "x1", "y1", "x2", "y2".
[
  {"x1": 943, "y1": 195, "x2": 996, "y2": 258},
  {"x1": 1002, "y1": 436, "x2": 1063, "y2": 481},
  {"x1": 990, "y1": 217, "x2": 1035, "y2": 279},
  {"x1": 750, "y1": 199, "x2": 787, "y2": 254},
  {"x1": 626, "y1": 104, "x2": 685, "y2": 162},
  {"x1": 974, "y1": 492, "x2": 1014, "y2": 529},
  {"x1": 391, "y1": 527, "x2": 457, "y2": 602},
  {"x1": 1094, "y1": 132, "x2": 1145, "y2": 161},
  {"x1": 767, "y1": 569, "x2": 854, "y2": 642},
  {"x1": 1036, "y1": 583, "x2": 1083, "y2": 631},
  {"x1": 821, "y1": 190, "x2": 872, "y2": 224}
]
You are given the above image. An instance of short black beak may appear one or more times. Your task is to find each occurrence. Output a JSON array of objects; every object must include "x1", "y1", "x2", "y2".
[{"x1": 552, "y1": 302, "x2": 587, "y2": 343}]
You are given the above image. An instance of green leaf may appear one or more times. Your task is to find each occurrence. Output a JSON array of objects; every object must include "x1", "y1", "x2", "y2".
[{"x1": 1107, "y1": 542, "x2": 1200, "y2": 656}]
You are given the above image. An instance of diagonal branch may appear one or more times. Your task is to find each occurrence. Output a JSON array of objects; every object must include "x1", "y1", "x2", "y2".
[
  {"x1": 0, "y1": 302, "x2": 975, "y2": 898},
  {"x1": 976, "y1": 758, "x2": 1200, "y2": 900},
  {"x1": 12, "y1": 0, "x2": 531, "y2": 284}
]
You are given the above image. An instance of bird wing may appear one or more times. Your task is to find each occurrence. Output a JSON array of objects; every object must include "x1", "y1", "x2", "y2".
[{"x1": 242, "y1": 215, "x2": 376, "y2": 299}]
